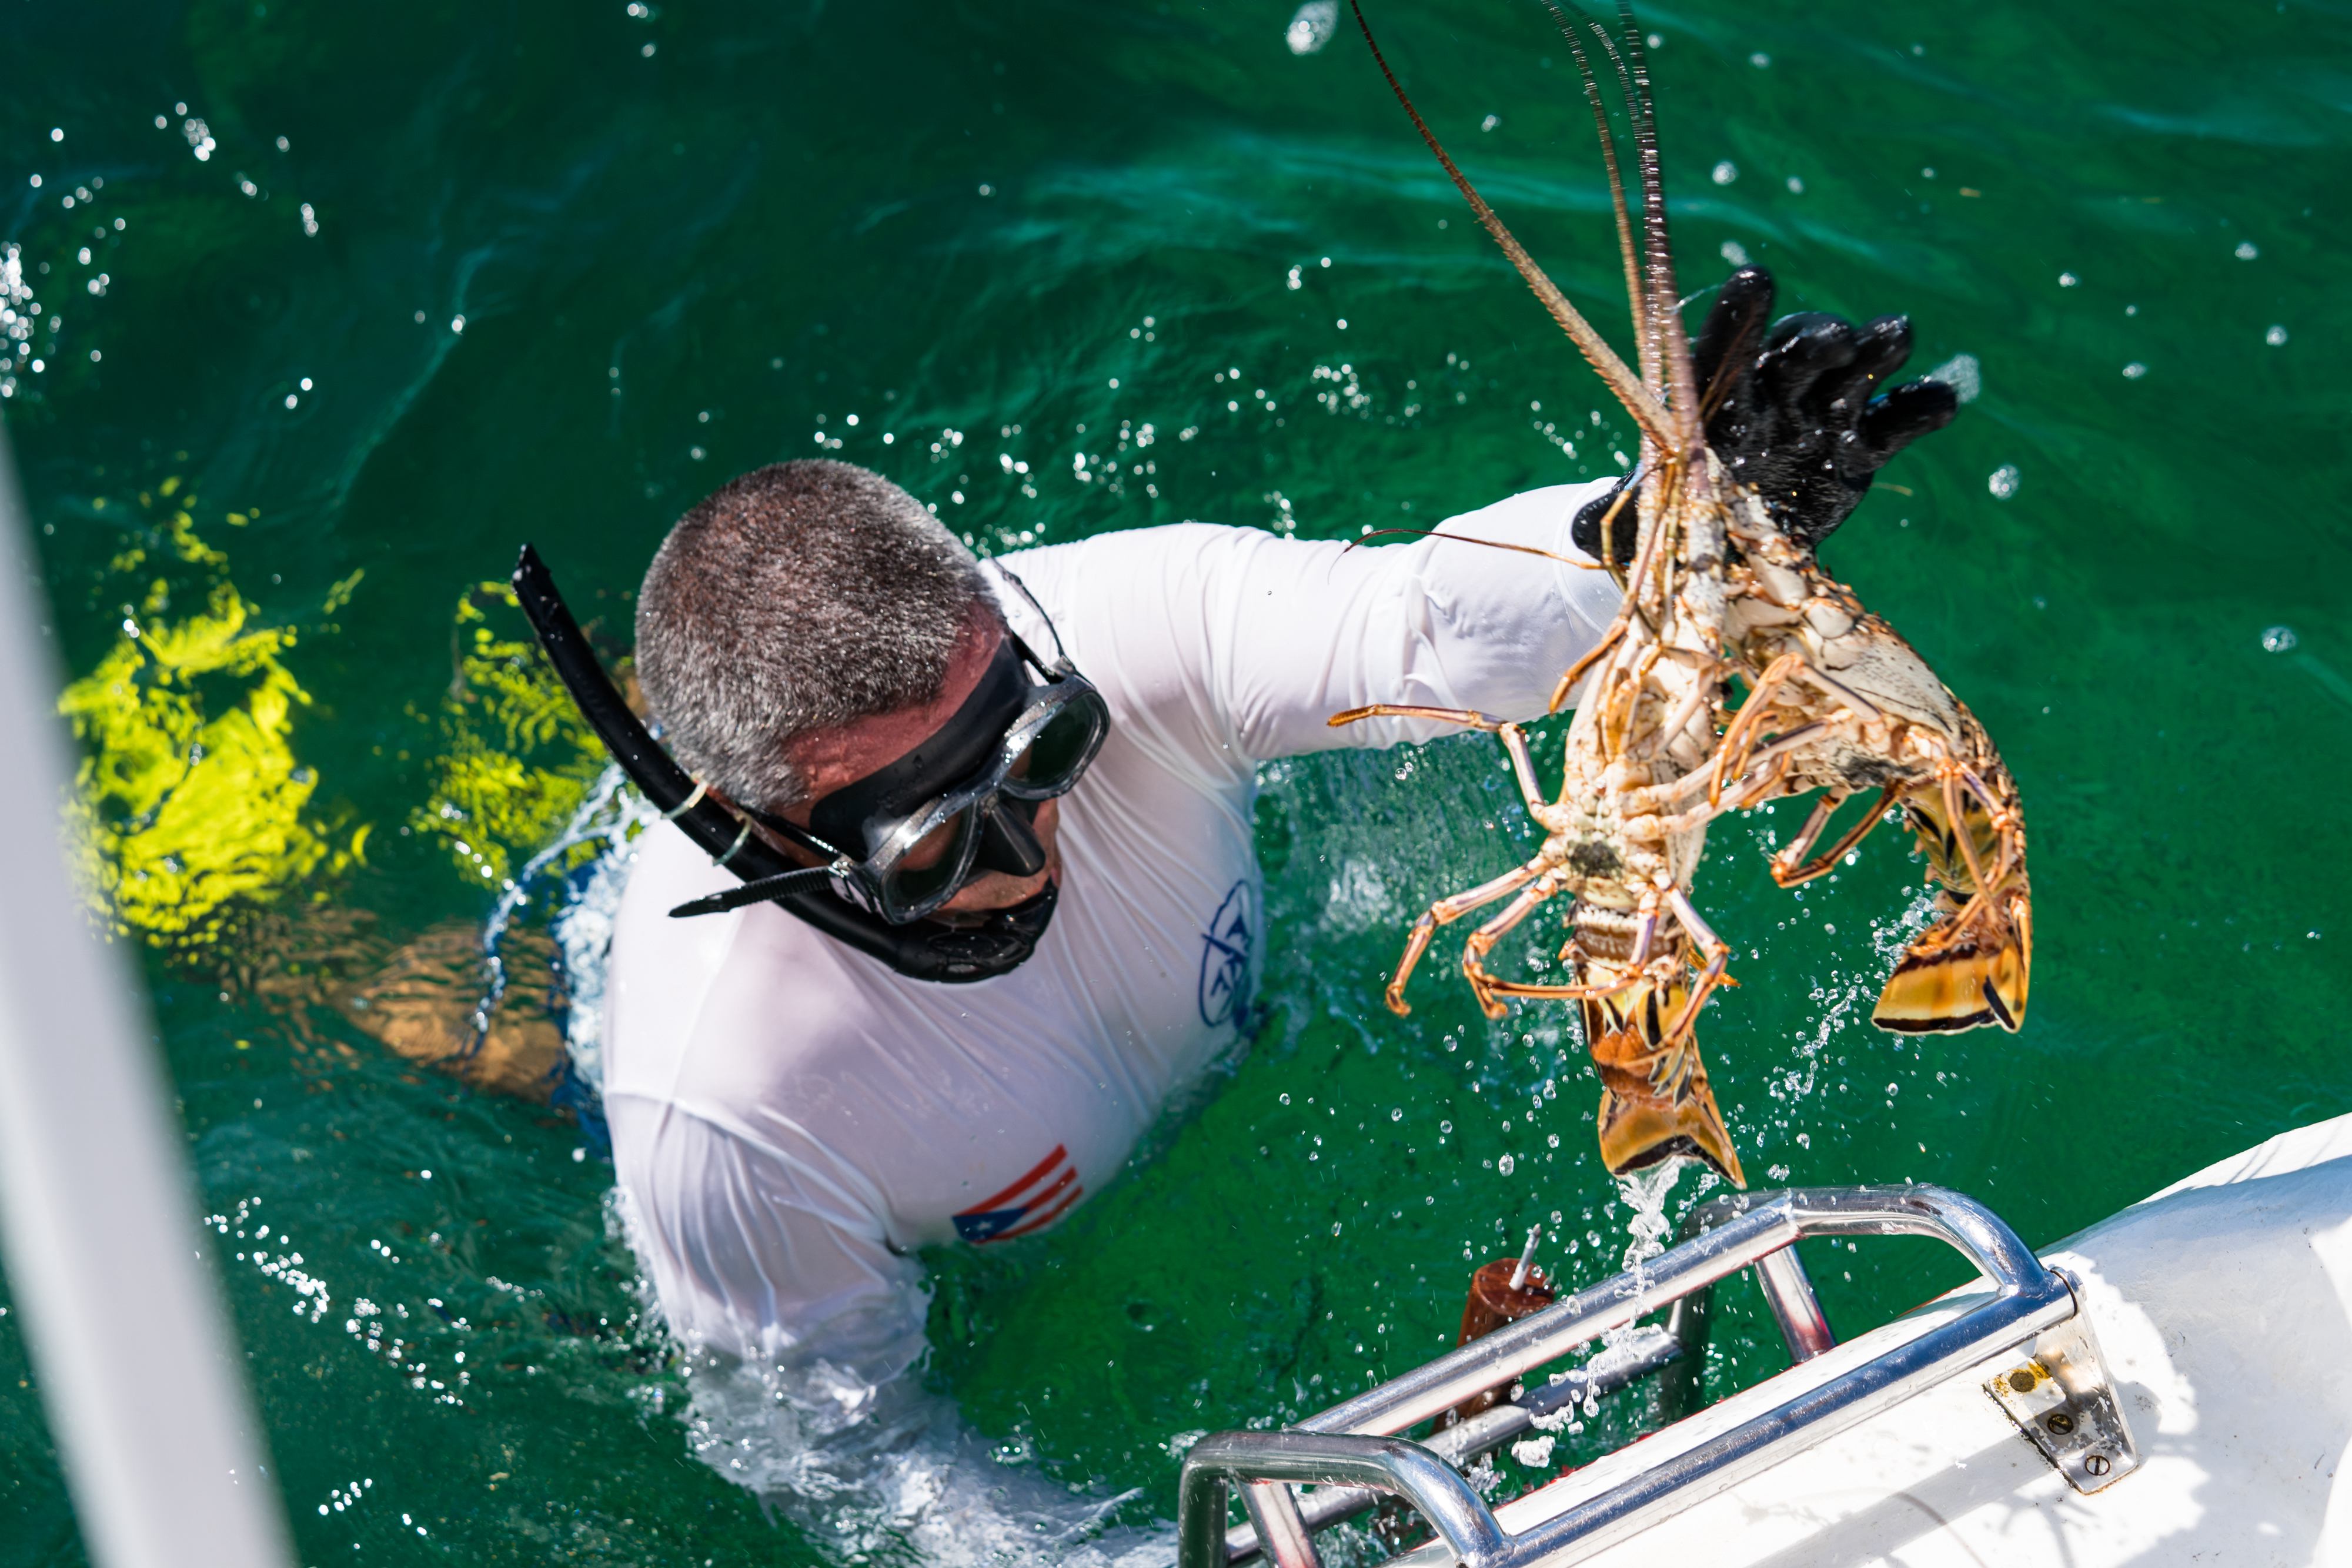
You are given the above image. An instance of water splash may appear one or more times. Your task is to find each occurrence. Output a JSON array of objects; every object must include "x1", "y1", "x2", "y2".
[
  {"x1": 549, "y1": 787, "x2": 659, "y2": 1094},
  {"x1": 469, "y1": 764, "x2": 643, "y2": 1051},
  {"x1": 682, "y1": 1355, "x2": 1170, "y2": 1566},
  {"x1": 1614, "y1": 1162, "x2": 1684, "y2": 1277},
  {"x1": 1923, "y1": 352, "x2": 1982, "y2": 403}
]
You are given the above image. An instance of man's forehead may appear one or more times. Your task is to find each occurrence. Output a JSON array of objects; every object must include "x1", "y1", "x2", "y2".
[{"x1": 783, "y1": 610, "x2": 1005, "y2": 800}]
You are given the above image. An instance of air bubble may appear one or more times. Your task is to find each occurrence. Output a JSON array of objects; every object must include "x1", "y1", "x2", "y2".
[{"x1": 1285, "y1": 0, "x2": 1337, "y2": 55}]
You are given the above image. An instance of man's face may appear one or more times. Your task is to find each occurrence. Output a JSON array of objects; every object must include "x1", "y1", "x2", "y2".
[{"x1": 771, "y1": 609, "x2": 1063, "y2": 915}]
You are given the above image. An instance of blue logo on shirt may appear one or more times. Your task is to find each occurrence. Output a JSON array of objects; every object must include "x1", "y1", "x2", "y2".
[{"x1": 1199, "y1": 878, "x2": 1257, "y2": 1029}]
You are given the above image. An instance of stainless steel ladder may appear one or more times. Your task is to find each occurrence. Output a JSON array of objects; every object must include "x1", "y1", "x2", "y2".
[{"x1": 1181, "y1": 1185, "x2": 2139, "y2": 1568}]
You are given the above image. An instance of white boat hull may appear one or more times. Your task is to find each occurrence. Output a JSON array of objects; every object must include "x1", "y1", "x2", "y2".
[{"x1": 1566, "y1": 1117, "x2": 2352, "y2": 1567}]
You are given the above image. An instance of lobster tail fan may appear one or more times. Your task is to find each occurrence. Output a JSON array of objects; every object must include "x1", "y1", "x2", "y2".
[
  {"x1": 1583, "y1": 979, "x2": 1747, "y2": 1187},
  {"x1": 1874, "y1": 887, "x2": 2032, "y2": 1035}
]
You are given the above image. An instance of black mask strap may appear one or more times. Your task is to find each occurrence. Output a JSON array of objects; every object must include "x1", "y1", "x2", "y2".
[{"x1": 809, "y1": 635, "x2": 1030, "y2": 852}]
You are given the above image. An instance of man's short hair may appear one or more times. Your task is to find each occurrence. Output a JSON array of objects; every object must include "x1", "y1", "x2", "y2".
[{"x1": 634, "y1": 460, "x2": 989, "y2": 811}]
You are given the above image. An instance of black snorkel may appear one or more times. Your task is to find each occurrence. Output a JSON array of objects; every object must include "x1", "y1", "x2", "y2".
[{"x1": 511, "y1": 545, "x2": 1055, "y2": 983}]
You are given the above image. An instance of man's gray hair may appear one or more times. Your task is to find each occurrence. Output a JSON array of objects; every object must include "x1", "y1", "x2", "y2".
[{"x1": 635, "y1": 460, "x2": 990, "y2": 811}]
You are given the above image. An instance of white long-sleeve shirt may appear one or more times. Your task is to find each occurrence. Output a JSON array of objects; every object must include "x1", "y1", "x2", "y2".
[{"x1": 602, "y1": 480, "x2": 1619, "y2": 1381}]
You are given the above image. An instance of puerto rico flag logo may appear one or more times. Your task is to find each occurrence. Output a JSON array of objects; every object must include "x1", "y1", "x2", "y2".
[{"x1": 953, "y1": 1145, "x2": 1084, "y2": 1244}]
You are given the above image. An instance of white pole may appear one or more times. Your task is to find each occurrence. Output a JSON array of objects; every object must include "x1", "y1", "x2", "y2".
[{"x1": 0, "y1": 426, "x2": 295, "y2": 1567}]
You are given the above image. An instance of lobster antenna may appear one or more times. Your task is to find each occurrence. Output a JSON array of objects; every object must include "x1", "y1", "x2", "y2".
[
  {"x1": 1551, "y1": 1, "x2": 1675, "y2": 564},
  {"x1": 1538, "y1": 0, "x2": 1649, "y2": 396},
  {"x1": 1617, "y1": 5, "x2": 1699, "y2": 442},
  {"x1": 1698, "y1": 295, "x2": 1767, "y2": 423},
  {"x1": 1349, "y1": 0, "x2": 1678, "y2": 450}
]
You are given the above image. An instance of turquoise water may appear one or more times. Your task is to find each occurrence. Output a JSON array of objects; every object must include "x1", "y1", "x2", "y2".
[{"x1": 5, "y1": 0, "x2": 2351, "y2": 1561}]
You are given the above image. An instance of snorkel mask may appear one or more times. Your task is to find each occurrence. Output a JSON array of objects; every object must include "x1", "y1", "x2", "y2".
[
  {"x1": 512, "y1": 544, "x2": 1104, "y2": 983},
  {"x1": 715, "y1": 631, "x2": 1108, "y2": 925}
]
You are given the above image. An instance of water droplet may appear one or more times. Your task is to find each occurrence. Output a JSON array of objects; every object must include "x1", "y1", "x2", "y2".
[
  {"x1": 1285, "y1": 0, "x2": 1338, "y2": 55},
  {"x1": 2261, "y1": 625, "x2": 2298, "y2": 654},
  {"x1": 1988, "y1": 464, "x2": 2020, "y2": 500},
  {"x1": 2266, "y1": 324, "x2": 2288, "y2": 346},
  {"x1": 1712, "y1": 161, "x2": 1738, "y2": 185},
  {"x1": 2236, "y1": 240, "x2": 2259, "y2": 260},
  {"x1": 1925, "y1": 353, "x2": 1980, "y2": 403}
]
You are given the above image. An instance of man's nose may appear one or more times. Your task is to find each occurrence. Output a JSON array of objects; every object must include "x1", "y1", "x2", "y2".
[{"x1": 975, "y1": 797, "x2": 1048, "y2": 878}]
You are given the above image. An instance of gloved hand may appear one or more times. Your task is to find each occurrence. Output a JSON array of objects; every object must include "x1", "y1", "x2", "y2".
[{"x1": 1573, "y1": 265, "x2": 1958, "y2": 565}]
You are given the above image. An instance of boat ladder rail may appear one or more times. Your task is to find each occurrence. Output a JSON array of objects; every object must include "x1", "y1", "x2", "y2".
[{"x1": 1182, "y1": 1183, "x2": 2139, "y2": 1568}]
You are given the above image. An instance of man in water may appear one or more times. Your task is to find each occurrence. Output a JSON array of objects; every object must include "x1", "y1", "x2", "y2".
[{"x1": 598, "y1": 271, "x2": 1955, "y2": 1397}]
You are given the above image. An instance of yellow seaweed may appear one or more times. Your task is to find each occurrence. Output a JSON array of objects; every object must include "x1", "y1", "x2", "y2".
[
  {"x1": 59, "y1": 576, "x2": 326, "y2": 944},
  {"x1": 56, "y1": 486, "x2": 361, "y2": 948},
  {"x1": 409, "y1": 582, "x2": 610, "y2": 886}
]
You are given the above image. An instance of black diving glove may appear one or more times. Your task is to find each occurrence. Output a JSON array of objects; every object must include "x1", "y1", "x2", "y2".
[{"x1": 1572, "y1": 265, "x2": 1959, "y2": 564}]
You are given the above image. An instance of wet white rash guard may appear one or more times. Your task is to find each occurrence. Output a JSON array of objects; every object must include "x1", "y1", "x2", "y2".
[{"x1": 603, "y1": 479, "x2": 1621, "y2": 1380}]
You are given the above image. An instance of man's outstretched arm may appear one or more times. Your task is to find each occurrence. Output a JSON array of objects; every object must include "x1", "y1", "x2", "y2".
[{"x1": 998, "y1": 479, "x2": 1624, "y2": 783}]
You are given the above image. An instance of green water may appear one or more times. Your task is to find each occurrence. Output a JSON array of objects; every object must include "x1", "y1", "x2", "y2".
[{"x1": 6, "y1": 0, "x2": 2352, "y2": 1560}]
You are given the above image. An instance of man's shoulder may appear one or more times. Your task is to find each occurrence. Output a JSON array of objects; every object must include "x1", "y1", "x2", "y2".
[{"x1": 998, "y1": 520, "x2": 1262, "y2": 592}]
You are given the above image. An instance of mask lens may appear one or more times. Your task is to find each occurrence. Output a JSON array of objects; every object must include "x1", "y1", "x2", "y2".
[
  {"x1": 1005, "y1": 693, "x2": 1107, "y2": 797},
  {"x1": 875, "y1": 804, "x2": 983, "y2": 918}
]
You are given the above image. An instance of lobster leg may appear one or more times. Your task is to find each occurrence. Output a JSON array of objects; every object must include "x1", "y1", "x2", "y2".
[
  {"x1": 1328, "y1": 702, "x2": 1504, "y2": 733},
  {"x1": 1549, "y1": 618, "x2": 1626, "y2": 714},
  {"x1": 1710, "y1": 651, "x2": 1807, "y2": 804},
  {"x1": 1770, "y1": 784, "x2": 1902, "y2": 888},
  {"x1": 1661, "y1": 888, "x2": 1736, "y2": 1047},
  {"x1": 1940, "y1": 767, "x2": 1990, "y2": 892},
  {"x1": 1384, "y1": 857, "x2": 1551, "y2": 1015},
  {"x1": 1495, "y1": 722, "x2": 1549, "y2": 815},
  {"x1": 1456, "y1": 871, "x2": 1654, "y2": 1019},
  {"x1": 1479, "y1": 972, "x2": 1648, "y2": 1009},
  {"x1": 1463, "y1": 885, "x2": 1653, "y2": 1019}
]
